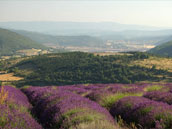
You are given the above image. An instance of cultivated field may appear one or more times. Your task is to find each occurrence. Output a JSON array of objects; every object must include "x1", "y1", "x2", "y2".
[{"x1": 1, "y1": 83, "x2": 172, "y2": 129}]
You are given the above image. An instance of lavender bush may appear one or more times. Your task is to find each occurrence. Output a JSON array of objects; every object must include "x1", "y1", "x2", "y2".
[
  {"x1": 144, "y1": 91, "x2": 172, "y2": 105},
  {"x1": 18, "y1": 83, "x2": 172, "y2": 128},
  {"x1": 0, "y1": 86, "x2": 42, "y2": 129},
  {"x1": 110, "y1": 96, "x2": 172, "y2": 129},
  {"x1": 22, "y1": 86, "x2": 120, "y2": 129},
  {"x1": 86, "y1": 84, "x2": 144, "y2": 110}
]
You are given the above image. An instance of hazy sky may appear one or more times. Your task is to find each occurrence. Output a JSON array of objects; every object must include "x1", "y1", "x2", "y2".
[{"x1": 0, "y1": 0, "x2": 172, "y2": 27}]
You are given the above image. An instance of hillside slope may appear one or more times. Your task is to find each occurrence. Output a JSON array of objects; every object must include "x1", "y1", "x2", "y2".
[
  {"x1": 0, "y1": 28, "x2": 47, "y2": 56},
  {"x1": 13, "y1": 30, "x2": 104, "y2": 47},
  {"x1": 148, "y1": 40, "x2": 172, "y2": 56}
]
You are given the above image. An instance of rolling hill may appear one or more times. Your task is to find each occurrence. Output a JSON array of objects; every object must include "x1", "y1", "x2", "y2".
[
  {"x1": 0, "y1": 28, "x2": 47, "y2": 56},
  {"x1": 1, "y1": 52, "x2": 170, "y2": 87},
  {"x1": 148, "y1": 40, "x2": 172, "y2": 56}
]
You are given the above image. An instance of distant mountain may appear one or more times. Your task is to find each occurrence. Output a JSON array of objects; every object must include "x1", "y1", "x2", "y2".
[
  {"x1": 12, "y1": 30, "x2": 104, "y2": 47},
  {"x1": 0, "y1": 21, "x2": 170, "y2": 36},
  {"x1": 101, "y1": 30, "x2": 172, "y2": 40},
  {"x1": 148, "y1": 39, "x2": 172, "y2": 56},
  {"x1": 0, "y1": 28, "x2": 47, "y2": 56}
]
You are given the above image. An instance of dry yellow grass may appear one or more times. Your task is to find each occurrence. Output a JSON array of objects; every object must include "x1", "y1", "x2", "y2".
[
  {"x1": 132, "y1": 57, "x2": 172, "y2": 72},
  {"x1": 0, "y1": 73, "x2": 23, "y2": 81},
  {"x1": 47, "y1": 55, "x2": 61, "y2": 58},
  {"x1": 73, "y1": 120, "x2": 128, "y2": 129},
  {"x1": 93, "y1": 52, "x2": 132, "y2": 56},
  {"x1": 0, "y1": 86, "x2": 8, "y2": 104}
]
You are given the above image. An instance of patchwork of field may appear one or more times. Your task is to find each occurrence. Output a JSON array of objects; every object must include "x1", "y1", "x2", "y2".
[
  {"x1": 1, "y1": 83, "x2": 172, "y2": 129},
  {"x1": 17, "y1": 48, "x2": 49, "y2": 56}
]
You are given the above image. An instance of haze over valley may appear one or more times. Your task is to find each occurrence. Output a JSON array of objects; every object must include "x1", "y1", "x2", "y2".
[{"x1": 0, "y1": 21, "x2": 172, "y2": 54}]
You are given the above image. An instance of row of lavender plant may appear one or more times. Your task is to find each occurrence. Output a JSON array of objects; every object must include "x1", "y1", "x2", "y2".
[
  {"x1": 64, "y1": 83, "x2": 172, "y2": 128},
  {"x1": 110, "y1": 96, "x2": 172, "y2": 129},
  {"x1": 144, "y1": 91, "x2": 172, "y2": 105},
  {"x1": 0, "y1": 86, "x2": 42, "y2": 129},
  {"x1": 85, "y1": 84, "x2": 145, "y2": 110},
  {"x1": 55, "y1": 83, "x2": 170, "y2": 97},
  {"x1": 22, "y1": 86, "x2": 120, "y2": 129},
  {"x1": 67, "y1": 83, "x2": 171, "y2": 110},
  {"x1": 18, "y1": 83, "x2": 172, "y2": 128}
]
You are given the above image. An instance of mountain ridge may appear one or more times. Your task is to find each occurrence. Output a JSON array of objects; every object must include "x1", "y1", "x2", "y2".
[
  {"x1": 0, "y1": 21, "x2": 170, "y2": 36},
  {"x1": 148, "y1": 40, "x2": 172, "y2": 57},
  {"x1": 0, "y1": 28, "x2": 47, "y2": 56},
  {"x1": 12, "y1": 29, "x2": 104, "y2": 47}
]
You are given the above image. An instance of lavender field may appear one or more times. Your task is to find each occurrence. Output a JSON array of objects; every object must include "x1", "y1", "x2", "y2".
[{"x1": 1, "y1": 83, "x2": 172, "y2": 129}]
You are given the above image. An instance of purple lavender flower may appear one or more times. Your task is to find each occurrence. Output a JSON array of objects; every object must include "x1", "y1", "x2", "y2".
[
  {"x1": 23, "y1": 86, "x2": 118, "y2": 129},
  {"x1": 0, "y1": 86, "x2": 42, "y2": 129},
  {"x1": 110, "y1": 96, "x2": 172, "y2": 129},
  {"x1": 144, "y1": 91, "x2": 172, "y2": 105}
]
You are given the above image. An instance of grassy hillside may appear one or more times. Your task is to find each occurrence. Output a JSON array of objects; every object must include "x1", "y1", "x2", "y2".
[
  {"x1": 1, "y1": 52, "x2": 171, "y2": 87},
  {"x1": 148, "y1": 40, "x2": 172, "y2": 56},
  {"x1": 13, "y1": 30, "x2": 104, "y2": 47},
  {"x1": 0, "y1": 28, "x2": 47, "y2": 56},
  {"x1": 132, "y1": 56, "x2": 172, "y2": 72}
]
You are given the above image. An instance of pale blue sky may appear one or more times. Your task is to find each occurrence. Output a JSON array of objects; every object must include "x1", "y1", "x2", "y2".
[{"x1": 0, "y1": 0, "x2": 172, "y2": 27}]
